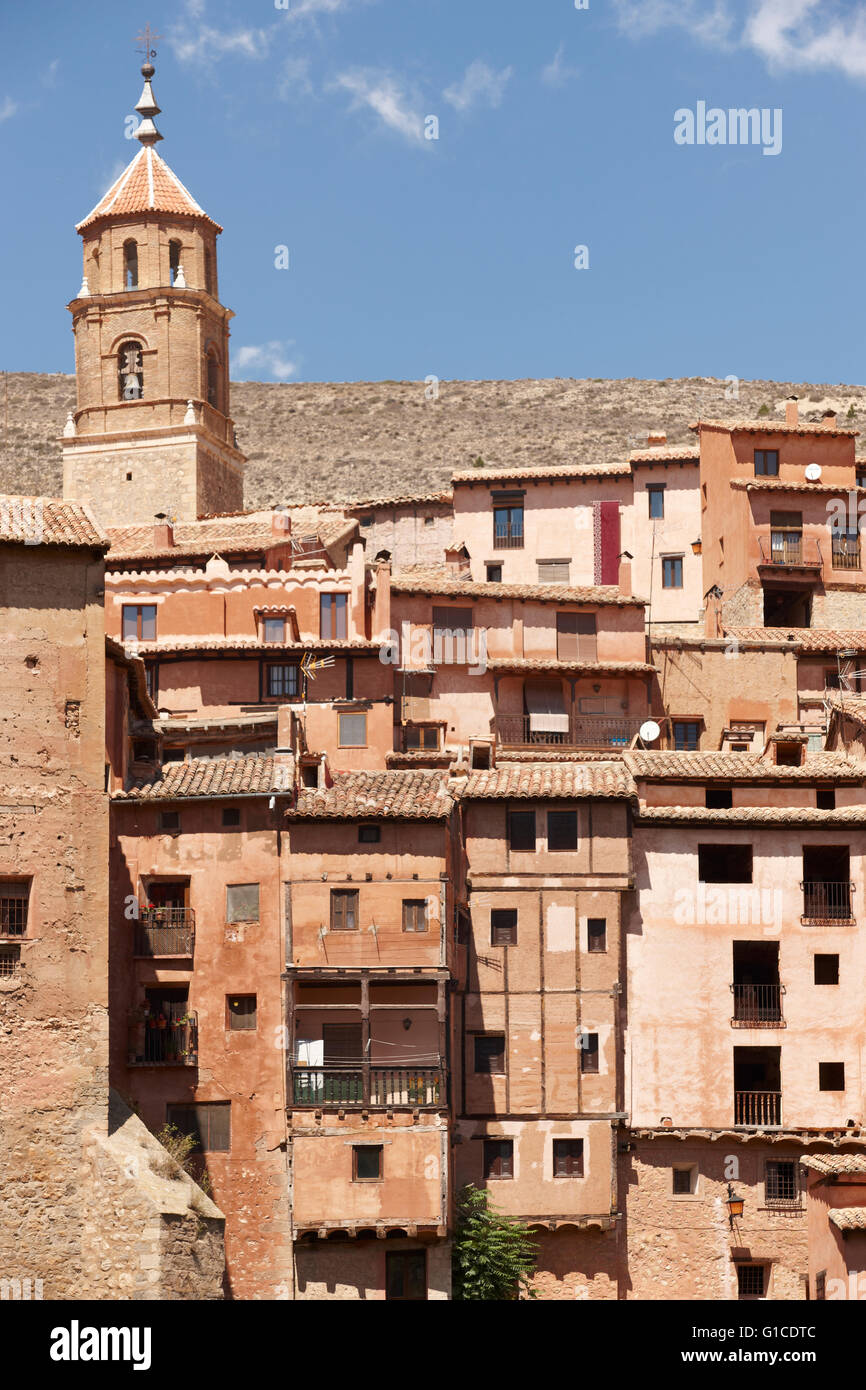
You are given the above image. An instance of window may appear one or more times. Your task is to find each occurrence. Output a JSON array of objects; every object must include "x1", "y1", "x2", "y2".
[
  {"x1": 769, "y1": 511, "x2": 803, "y2": 564},
  {"x1": 358, "y1": 825, "x2": 380, "y2": 843},
  {"x1": 580, "y1": 1033, "x2": 599, "y2": 1073},
  {"x1": 815, "y1": 1271, "x2": 826, "y2": 1302},
  {"x1": 226, "y1": 883, "x2": 260, "y2": 923},
  {"x1": 263, "y1": 617, "x2": 286, "y2": 643},
  {"x1": 548, "y1": 810, "x2": 578, "y2": 851},
  {"x1": 404, "y1": 725, "x2": 439, "y2": 751},
  {"x1": 330, "y1": 889, "x2": 359, "y2": 932},
  {"x1": 819, "y1": 1062, "x2": 845, "y2": 1091},
  {"x1": 831, "y1": 527, "x2": 860, "y2": 570},
  {"x1": 673, "y1": 720, "x2": 700, "y2": 751},
  {"x1": 206, "y1": 351, "x2": 220, "y2": 411},
  {"x1": 339, "y1": 713, "x2": 367, "y2": 747},
  {"x1": 553, "y1": 1139, "x2": 584, "y2": 1178},
  {"x1": 474, "y1": 1035, "x2": 506, "y2": 1074},
  {"x1": 483, "y1": 1139, "x2": 514, "y2": 1179},
  {"x1": 754, "y1": 450, "x2": 779, "y2": 477},
  {"x1": 537, "y1": 559, "x2": 570, "y2": 583},
  {"x1": 698, "y1": 845, "x2": 752, "y2": 883},
  {"x1": 507, "y1": 810, "x2": 536, "y2": 852},
  {"x1": 775, "y1": 741, "x2": 803, "y2": 768},
  {"x1": 647, "y1": 484, "x2": 665, "y2": 519},
  {"x1": 765, "y1": 1161, "x2": 797, "y2": 1206},
  {"x1": 587, "y1": 918, "x2": 607, "y2": 953},
  {"x1": 300, "y1": 764, "x2": 318, "y2": 788},
  {"x1": 227, "y1": 995, "x2": 257, "y2": 1031},
  {"x1": 816, "y1": 788, "x2": 836, "y2": 810},
  {"x1": 0, "y1": 881, "x2": 30, "y2": 936},
  {"x1": 266, "y1": 663, "x2": 299, "y2": 698},
  {"x1": 320, "y1": 593, "x2": 348, "y2": 640},
  {"x1": 122, "y1": 604, "x2": 156, "y2": 642},
  {"x1": 737, "y1": 1264, "x2": 766, "y2": 1298},
  {"x1": 706, "y1": 787, "x2": 733, "y2": 809},
  {"x1": 118, "y1": 340, "x2": 144, "y2": 400},
  {"x1": 169, "y1": 239, "x2": 181, "y2": 285},
  {"x1": 486, "y1": 563, "x2": 503, "y2": 582},
  {"x1": 0, "y1": 945, "x2": 20, "y2": 978},
  {"x1": 166, "y1": 1103, "x2": 230, "y2": 1153},
  {"x1": 402, "y1": 899, "x2": 428, "y2": 933},
  {"x1": 662, "y1": 555, "x2": 683, "y2": 588},
  {"x1": 353, "y1": 1145, "x2": 383, "y2": 1181},
  {"x1": 493, "y1": 501, "x2": 524, "y2": 548},
  {"x1": 159, "y1": 810, "x2": 180, "y2": 832},
  {"x1": 385, "y1": 1251, "x2": 426, "y2": 1302},
  {"x1": 556, "y1": 612, "x2": 597, "y2": 662},
  {"x1": 123, "y1": 239, "x2": 138, "y2": 289},
  {"x1": 222, "y1": 807, "x2": 241, "y2": 828},
  {"x1": 491, "y1": 909, "x2": 517, "y2": 946},
  {"x1": 432, "y1": 607, "x2": 474, "y2": 663},
  {"x1": 672, "y1": 1166, "x2": 696, "y2": 1195},
  {"x1": 814, "y1": 954, "x2": 839, "y2": 985}
]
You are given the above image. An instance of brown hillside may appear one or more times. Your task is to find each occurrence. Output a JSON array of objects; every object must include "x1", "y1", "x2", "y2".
[{"x1": 2, "y1": 373, "x2": 865, "y2": 508}]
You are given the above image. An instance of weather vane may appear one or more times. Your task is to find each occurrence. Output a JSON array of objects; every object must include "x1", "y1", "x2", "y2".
[{"x1": 135, "y1": 24, "x2": 162, "y2": 65}]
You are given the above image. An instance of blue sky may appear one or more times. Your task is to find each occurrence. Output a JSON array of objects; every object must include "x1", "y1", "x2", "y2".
[{"x1": 2, "y1": 0, "x2": 866, "y2": 384}]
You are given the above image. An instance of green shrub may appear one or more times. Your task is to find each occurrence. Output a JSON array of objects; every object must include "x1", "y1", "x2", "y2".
[{"x1": 452, "y1": 1185, "x2": 538, "y2": 1300}]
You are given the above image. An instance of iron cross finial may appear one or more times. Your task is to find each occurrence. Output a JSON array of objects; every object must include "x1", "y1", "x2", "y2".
[{"x1": 135, "y1": 24, "x2": 162, "y2": 66}]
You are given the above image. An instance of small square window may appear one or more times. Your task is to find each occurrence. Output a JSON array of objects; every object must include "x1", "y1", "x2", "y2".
[
  {"x1": 705, "y1": 787, "x2": 732, "y2": 809},
  {"x1": 587, "y1": 918, "x2": 606, "y2": 953},
  {"x1": 483, "y1": 1139, "x2": 513, "y2": 1179},
  {"x1": 404, "y1": 725, "x2": 439, "y2": 751},
  {"x1": 662, "y1": 555, "x2": 683, "y2": 589},
  {"x1": 647, "y1": 485, "x2": 665, "y2": 519},
  {"x1": 0, "y1": 881, "x2": 30, "y2": 936},
  {"x1": 353, "y1": 1145, "x2": 383, "y2": 1181},
  {"x1": 819, "y1": 1062, "x2": 845, "y2": 1091},
  {"x1": 226, "y1": 883, "x2": 260, "y2": 923},
  {"x1": 474, "y1": 1035, "x2": 506, "y2": 1074},
  {"x1": 159, "y1": 810, "x2": 180, "y2": 832},
  {"x1": 553, "y1": 1139, "x2": 584, "y2": 1178},
  {"x1": 402, "y1": 899, "x2": 428, "y2": 933},
  {"x1": 547, "y1": 810, "x2": 578, "y2": 852},
  {"x1": 266, "y1": 663, "x2": 299, "y2": 699},
  {"x1": 122, "y1": 604, "x2": 157, "y2": 642},
  {"x1": 672, "y1": 1165, "x2": 696, "y2": 1195},
  {"x1": 385, "y1": 1250, "x2": 426, "y2": 1301},
  {"x1": 486, "y1": 564, "x2": 503, "y2": 583},
  {"x1": 816, "y1": 788, "x2": 836, "y2": 810},
  {"x1": 814, "y1": 954, "x2": 839, "y2": 985},
  {"x1": 491, "y1": 909, "x2": 517, "y2": 946},
  {"x1": 580, "y1": 1032, "x2": 599, "y2": 1074},
  {"x1": 263, "y1": 617, "x2": 286, "y2": 643},
  {"x1": 698, "y1": 845, "x2": 752, "y2": 883},
  {"x1": 166, "y1": 1102, "x2": 230, "y2": 1153},
  {"x1": 358, "y1": 824, "x2": 381, "y2": 843},
  {"x1": 673, "y1": 721, "x2": 700, "y2": 751},
  {"x1": 737, "y1": 1264, "x2": 766, "y2": 1299},
  {"x1": 754, "y1": 450, "x2": 779, "y2": 477},
  {"x1": 222, "y1": 807, "x2": 241, "y2": 827},
  {"x1": 507, "y1": 810, "x2": 536, "y2": 852},
  {"x1": 339, "y1": 713, "x2": 367, "y2": 747},
  {"x1": 227, "y1": 995, "x2": 257, "y2": 1030},
  {"x1": 765, "y1": 1160, "x2": 797, "y2": 1205},
  {"x1": 0, "y1": 945, "x2": 21, "y2": 978},
  {"x1": 300, "y1": 764, "x2": 318, "y2": 788},
  {"x1": 330, "y1": 888, "x2": 359, "y2": 932}
]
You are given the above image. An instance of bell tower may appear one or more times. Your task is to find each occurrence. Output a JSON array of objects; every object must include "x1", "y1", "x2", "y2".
[{"x1": 62, "y1": 46, "x2": 245, "y2": 526}]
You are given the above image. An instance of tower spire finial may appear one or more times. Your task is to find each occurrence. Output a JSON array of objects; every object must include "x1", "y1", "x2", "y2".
[{"x1": 134, "y1": 25, "x2": 163, "y2": 146}]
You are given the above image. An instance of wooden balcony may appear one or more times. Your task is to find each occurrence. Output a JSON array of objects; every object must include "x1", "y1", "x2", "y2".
[
  {"x1": 133, "y1": 907, "x2": 195, "y2": 959},
  {"x1": 291, "y1": 1064, "x2": 445, "y2": 1109},
  {"x1": 801, "y1": 881, "x2": 854, "y2": 924},
  {"x1": 757, "y1": 536, "x2": 822, "y2": 574},
  {"x1": 831, "y1": 540, "x2": 861, "y2": 571},
  {"x1": 128, "y1": 1011, "x2": 198, "y2": 1067},
  {"x1": 731, "y1": 983, "x2": 784, "y2": 1027},
  {"x1": 496, "y1": 713, "x2": 645, "y2": 750},
  {"x1": 735, "y1": 1090, "x2": 781, "y2": 1126}
]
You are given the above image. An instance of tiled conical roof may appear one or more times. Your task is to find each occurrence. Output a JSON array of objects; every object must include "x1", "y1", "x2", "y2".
[{"x1": 76, "y1": 145, "x2": 222, "y2": 233}]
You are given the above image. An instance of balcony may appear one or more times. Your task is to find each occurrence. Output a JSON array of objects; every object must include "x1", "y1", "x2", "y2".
[
  {"x1": 731, "y1": 983, "x2": 784, "y2": 1027},
  {"x1": 496, "y1": 713, "x2": 645, "y2": 750},
  {"x1": 801, "y1": 880, "x2": 854, "y2": 925},
  {"x1": 128, "y1": 1010, "x2": 198, "y2": 1067},
  {"x1": 735, "y1": 1090, "x2": 781, "y2": 1126},
  {"x1": 133, "y1": 907, "x2": 195, "y2": 959},
  {"x1": 291, "y1": 1064, "x2": 445, "y2": 1109},
  {"x1": 757, "y1": 535, "x2": 822, "y2": 573},
  {"x1": 832, "y1": 539, "x2": 861, "y2": 571},
  {"x1": 492, "y1": 531, "x2": 524, "y2": 550}
]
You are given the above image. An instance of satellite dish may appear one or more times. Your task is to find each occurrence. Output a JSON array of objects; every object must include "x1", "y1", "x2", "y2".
[
  {"x1": 639, "y1": 720, "x2": 661, "y2": 744},
  {"x1": 805, "y1": 463, "x2": 822, "y2": 482}
]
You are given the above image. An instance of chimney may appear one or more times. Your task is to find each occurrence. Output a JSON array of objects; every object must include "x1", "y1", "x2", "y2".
[
  {"x1": 785, "y1": 396, "x2": 799, "y2": 428},
  {"x1": 647, "y1": 430, "x2": 667, "y2": 448},
  {"x1": 822, "y1": 409, "x2": 837, "y2": 430},
  {"x1": 272, "y1": 506, "x2": 291, "y2": 538},
  {"x1": 153, "y1": 512, "x2": 174, "y2": 548}
]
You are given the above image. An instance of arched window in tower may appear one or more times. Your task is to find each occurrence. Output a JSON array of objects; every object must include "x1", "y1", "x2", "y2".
[
  {"x1": 118, "y1": 341, "x2": 144, "y2": 401},
  {"x1": 206, "y1": 350, "x2": 221, "y2": 413},
  {"x1": 169, "y1": 240, "x2": 182, "y2": 286},
  {"x1": 123, "y1": 240, "x2": 138, "y2": 290}
]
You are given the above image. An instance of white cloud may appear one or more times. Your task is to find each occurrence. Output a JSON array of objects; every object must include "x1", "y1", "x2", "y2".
[
  {"x1": 287, "y1": 0, "x2": 359, "y2": 15},
  {"x1": 278, "y1": 55, "x2": 314, "y2": 101},
  {"x1": 169, "y1": 14, "x2": 272, "y2": 67},
  {"x1": 235, "y1": 342, "x2": 299, "y2": 381},
  {"x1": 333, "y1": 70, "x2": 425, "y2": 143},
  {"x1": 0, "y1": 97, "x2": 17, "y2": 123},
  {"x1": 42, "y1": 59, "x2": 59, "y2": 88},
  {"x1": 443, "y1": 59, "x2": 513, "y2": 112},
  {"x1": 541, "y1": 43, "x2": 579, "y2": 87},
  {"x1": 612, "y1": 0, "x2": 735, "y2": 45}
]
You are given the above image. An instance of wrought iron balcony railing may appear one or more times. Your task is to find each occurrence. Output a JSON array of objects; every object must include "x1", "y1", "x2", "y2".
[
  {"x1": 128, "y1": 1011, "x2": 198, "y2": 1067},
  {"x1": 492, "y1": 530, "x2": 524, "y2": 550},
  {"x1": 496, "y1": 714, "x2": 645, "y2": 749},
  {"x1": 730, "y1": 983, "x2": 784, "y2": 1026},
  {"x1": 133, "y1": 906, "x2": 195, "y2": 958},
  {"x1": 801, "y1": 881, "x2": 854, "y2": 923},
  {"x1": 734, "y1": 1089, "x2": 781, "y2": 1126},
  {"x1": 290, "y1": 1064, "x2": 444, "y2": 1109}
]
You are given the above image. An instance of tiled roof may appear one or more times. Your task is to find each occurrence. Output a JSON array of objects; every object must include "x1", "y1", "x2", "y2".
[
  {"x1": 692, "y1": 418, "x2": 857, "y2": 438},
  {"x1": 826, "y1": 691, "x2": 866, "y2": 725},
  {"x1": 130, "y1": 638, "x2": 378, "y2": 657},
  {"x1": 106, "y1": 517, "x2": 280, "y2": 562},
  {"x1": 637, "y1": 803, "x2": 866, "y2": 824},
  {"x1": 389, "y1": 577, "x2": 644, "y2": 606},
  {"x1": 77, "y1": 146, "x2": 222, "y2": 232},
  {"x1": 800, "y1": 1154, "x2": 866, "y2": 1176},
  {"x1": 624, "y1": 750, "x2": 862, "y2": 780},
  {"x1": 451, "y1": 463, "x2": 631, "y2": 484},
  {"x1": 345, "y1": 492, "x2": 453, "y2": 510},
  {"x1": 629, "y1": 446, "x2": 700, "y2": 464},
  {"x1": 0, "y1": 496, "x2": 108, "y2": 549},
  {"x1": 113, "y1": 754, "x2": 277, "y2": 801},
  {"x1": 288, "y1": 769, "x2": 453, "y2": 820},
  {"x1": 461, "y1": 762, "x2": 636, "y2": 800},
  {"x1": 731, "y1": 477, "x2": 863, "y2": 495},
  {"x1": 829, "y1": 1208, "x2": 866, "y2": 1232},
  {"x1": 487, "y1": 658, "x2": 655, "y2": 675},
  {"x1": 725, "y1": 627, "x2": 866, "y2": 652}
]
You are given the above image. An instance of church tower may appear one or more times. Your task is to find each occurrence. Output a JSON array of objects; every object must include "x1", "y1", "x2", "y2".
[{"x1": 62, "y1": 49, "x2": 245, "y2": 526}]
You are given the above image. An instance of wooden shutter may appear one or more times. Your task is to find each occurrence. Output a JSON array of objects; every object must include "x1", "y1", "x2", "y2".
[
  {"x1": 330, "y1": 889, "x2": 359, "y2": 931},
  {"x1": 556, "y1": 612, "x2": 597, "y2": 661},
  {"x1": 226, "y1": 883, "x2": 260, "y2": 922},
  {"x1": 537, "y1": 559, "x2": 570, "y2": 583},
  {"x1": 402, "y1": 899, "x2": 427, "y2": 932}
]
